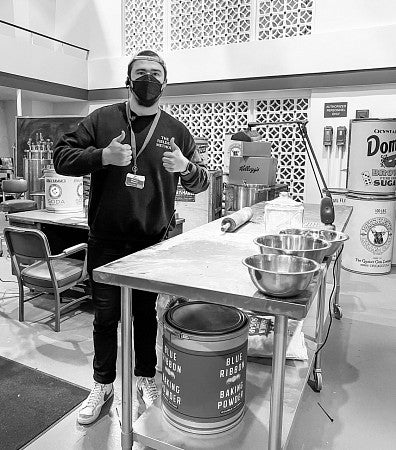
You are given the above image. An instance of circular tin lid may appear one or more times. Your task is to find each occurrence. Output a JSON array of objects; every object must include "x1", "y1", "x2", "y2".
[
  {"x1": 165, "y1": 301, "x2": 247, "y2": 336},
  {"x1": 227, "y1": 183, "x2": 270, "y2": 189},
  {"x1": 346, "y1": 191, "x2": 396, "y2": 201}
]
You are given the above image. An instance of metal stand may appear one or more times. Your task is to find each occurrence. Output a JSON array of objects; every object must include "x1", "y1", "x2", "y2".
[
  {"x1": 269, "y1": 315, "x2": 288, "y2": 449},
  {"x1": 121, "y1": 287, "x2": 134, "y2": 450}
]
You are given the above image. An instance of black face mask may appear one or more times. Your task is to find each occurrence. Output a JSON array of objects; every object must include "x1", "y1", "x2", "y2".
[{"x1": 131, "y1": 73, "x2": 163, "y2": 107}]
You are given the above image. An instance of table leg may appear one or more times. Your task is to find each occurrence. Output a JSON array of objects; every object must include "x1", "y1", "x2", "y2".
[
  {"x1": 269, "y1": 314, "x2": 288, "y2": 450},
  {"x1": 121, "y1": 287, "x2": 133, "y2": 449}
]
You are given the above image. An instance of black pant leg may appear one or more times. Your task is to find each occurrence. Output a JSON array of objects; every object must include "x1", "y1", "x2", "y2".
[
  {"x1": 88, "y1": 238, "x2": 122, "y2": 384},
  {"x1": 87, "y1": 237, "x2": 160, "y2": 383}
]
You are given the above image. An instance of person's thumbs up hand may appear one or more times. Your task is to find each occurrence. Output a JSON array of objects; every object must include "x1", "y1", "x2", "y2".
[
  {"x1": 114, "y1": 130, "x2": 126, "y2": 143},
  {"x1": 162, "y1": 137, "x2": 189, "y2": 173},
  {"x1": 102, "y1": 130, "x2": 132, "y2": 166}
]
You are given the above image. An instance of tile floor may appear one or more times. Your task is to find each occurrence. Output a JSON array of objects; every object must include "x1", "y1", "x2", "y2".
[{"x1": 0, "y1": 251, "x2": 395, "y2": 450}]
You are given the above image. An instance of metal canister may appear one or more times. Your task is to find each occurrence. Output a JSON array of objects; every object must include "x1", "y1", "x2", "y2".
[
  {"x1": 44, "y1": 169, "x2": 83, "y2": 214},
  {"x1": 224, "y1": 183, "x2": 270, "y2": 212},
  {"x1": 23, "y1": 157, "x2": 53, "y2": 199},
  {"x1": 346, "y1": 118, "x2": 396, "y2": 195},
  {"x1": 342, "y1": 192, "x2": 396, "y2": 274},
  {"x1": 162, "y1": 301, "x2": 249, "y2": 434}
]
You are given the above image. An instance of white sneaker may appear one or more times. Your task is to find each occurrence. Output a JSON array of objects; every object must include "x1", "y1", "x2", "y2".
[
  {"x1": 136, "y1": 376, "x2": 159, "y2": 408},
  {"x1": 77, "y1": 382, "x2": 114, "y2": 425}
]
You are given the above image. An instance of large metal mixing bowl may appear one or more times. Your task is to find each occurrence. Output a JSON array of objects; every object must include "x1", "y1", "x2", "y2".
[
  {"x1": 279, "y1": 228, "x2": 349, "y2": 257},
  {"x1": 243, "y1": 254, "x2": 320, "y2": 298},
  {"x1": 253, "y1": 234, "x2": 331, "y2": 263}
]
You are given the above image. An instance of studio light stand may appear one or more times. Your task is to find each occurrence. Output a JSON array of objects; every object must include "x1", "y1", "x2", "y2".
[{"x1": 248, "y1": 120, "x2": 336, "y2": 229}]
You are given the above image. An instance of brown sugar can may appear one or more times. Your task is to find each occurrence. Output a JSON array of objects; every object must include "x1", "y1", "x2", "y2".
[
  {"x1": 161, "y1": 302, "x2": 249, "y2": 434},
  {"x1": 347, "y1": 118, "x2": 396, "y2": 195},
  {"x1": 342, "y1": 193, "x2": 396, "y2": 274}
]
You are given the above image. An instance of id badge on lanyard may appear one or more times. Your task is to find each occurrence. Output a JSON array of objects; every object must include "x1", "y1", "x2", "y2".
[{"x1": 125, "y1": 104, "x2": 161, "y2": 189}]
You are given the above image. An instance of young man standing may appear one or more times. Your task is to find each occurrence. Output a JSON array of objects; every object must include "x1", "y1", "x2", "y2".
[{"x1": 53, "y1": 50, "x2": 209, "y2": 424}]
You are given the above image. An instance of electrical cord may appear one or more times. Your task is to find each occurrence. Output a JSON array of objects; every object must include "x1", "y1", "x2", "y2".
[
  {"x1": 161, "y1": 209, "x2": 176, "y2": 241},
  {"x1": 314, "y1": 244, "x2": 344, "y2": 360},
  {"x1": 297, "y1": 122, "x2": 323, "y2": 200}
]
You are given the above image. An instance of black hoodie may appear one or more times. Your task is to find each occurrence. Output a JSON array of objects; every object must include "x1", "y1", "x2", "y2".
[{"x1": 53, "y1": 102, "x2": 209, "y2": 242}]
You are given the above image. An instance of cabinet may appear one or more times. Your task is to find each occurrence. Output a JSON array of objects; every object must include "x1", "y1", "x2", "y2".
[{"x1": 176, "y1": 170, "x2": 223, "y2": 232}]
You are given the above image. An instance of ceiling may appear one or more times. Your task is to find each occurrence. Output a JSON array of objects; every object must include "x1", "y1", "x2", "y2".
[{"x1": 0, "y1": 85, "x2": 81, "y2": 103}]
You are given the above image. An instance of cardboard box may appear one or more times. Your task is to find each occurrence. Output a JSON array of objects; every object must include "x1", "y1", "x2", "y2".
[
  {"x1": 229, "y1": 156, "x2": 277, "y2": 185},
  {"x1": 231, "y1": 140, "x2": 272, "y2": 157},
  {"x1": 222, "y1": 135, "x2": 272, "y2": 173}
]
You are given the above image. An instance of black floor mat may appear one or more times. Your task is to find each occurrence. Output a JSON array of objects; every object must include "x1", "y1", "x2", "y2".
[{"x1": 0, "y1": 355, "x2": 89, "y2": 449}]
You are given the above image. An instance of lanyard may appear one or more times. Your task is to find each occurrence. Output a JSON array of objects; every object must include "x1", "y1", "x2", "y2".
[{"x1": 126, "y1": 102, "x2": 161, "y2": 174}]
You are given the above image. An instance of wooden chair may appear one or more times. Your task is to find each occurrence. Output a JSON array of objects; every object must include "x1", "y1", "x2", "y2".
[{"x1": 3, "y1": 226, "x2": 89, "y2": 332}]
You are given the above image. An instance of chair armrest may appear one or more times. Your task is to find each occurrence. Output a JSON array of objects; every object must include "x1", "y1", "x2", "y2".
[
  {"x1": 62, "y1": 243, "x2": 87, "y2": 256},
  {"x1": 49, "y1": 243, "x2": 87, "y2": 259}
]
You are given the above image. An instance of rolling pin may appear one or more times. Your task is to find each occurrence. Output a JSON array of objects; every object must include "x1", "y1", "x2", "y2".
[{"x1": 221, "y1": 207, "x2": 253, "y2": 232}]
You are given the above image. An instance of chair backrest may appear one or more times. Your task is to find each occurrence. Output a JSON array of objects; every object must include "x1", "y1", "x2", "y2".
[
  {"x1": 3, "y1": 226, "x2": 51, "y2": 260},
  {"x1": 2, "y1": 178, "x2": 28, "y2": 195}
]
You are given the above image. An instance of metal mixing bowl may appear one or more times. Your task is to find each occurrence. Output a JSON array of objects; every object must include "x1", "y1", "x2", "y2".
[
  {"x1": 243, "y1": 253, "x2": 320, "y2": 297},
  {"x1": 279, "y1": 228, "x2": 349, "y2": 257},
  {"x1": 253, "y1": 234, "x2": 331, "y2": 263}
]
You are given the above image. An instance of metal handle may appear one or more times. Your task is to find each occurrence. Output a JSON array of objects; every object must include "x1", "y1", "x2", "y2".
[{"x1": 163, "y1": 323, "x2": 191, "y2": 340}]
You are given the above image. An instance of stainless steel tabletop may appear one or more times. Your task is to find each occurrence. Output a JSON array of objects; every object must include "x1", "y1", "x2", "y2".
[{"x1": 93, "y1": 203, "x2": 352, "y2": 320}]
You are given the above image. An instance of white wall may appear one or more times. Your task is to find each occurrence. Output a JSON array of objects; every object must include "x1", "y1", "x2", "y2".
[
  {"x1": 0, "y1": 0, "x2": 90, "y2": 88},
  {"x1": 18, "y1": 98, "x2": 54, "y2": 117},
  {"x1": 88, "y1": 0, "x2": 122, "y2": 60},
  {"x1": 0, "y1": 101, "x2": 16, "y2": 158},
  {"x1": 54, "y1": 0, "x2": 91, "y2": 50},
  {"x1": 314, "y1": 0, "x2": 396, "y2": 32},
  {"x1": 29, "y1": 0, "x2": 55, "y2": 41},
  {"x1": 52, "y1": 102, "x2": 90, "y2": 116}
]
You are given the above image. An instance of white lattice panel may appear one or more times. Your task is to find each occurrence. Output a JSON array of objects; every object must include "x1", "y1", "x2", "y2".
[
  {"x1": 169, "y1": 0, "x2": 251, "y2": 50},
  {"x1": 124, "y1": 0, "x2": 165, "y2": 55},
  {"x1": 163, "y1": 101, "x2": 249, "y2": 170},
  {"x1": 254, "y1": 97, "x2": 309, "y2": 201},
  {"x1": 257, "y1": 0, "x2": 313, "y2": 40},
  {"x1": 162, "y1": 97, "x2": 309, "y2": 200},
  {"x1": 124, "y1": 0, "x2": 313, "y2": 51}
]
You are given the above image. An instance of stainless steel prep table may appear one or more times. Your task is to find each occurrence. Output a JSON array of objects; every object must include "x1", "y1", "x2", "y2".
[
  {"x1": 7, "y1": 209, "x2": 185, "y2": 233},
  {"x1": 93, "y1": 203, "x2": 352, "y2": 450},
  {"x1": 7, "y1": 209, "x2": 88, "y2": 229}
]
